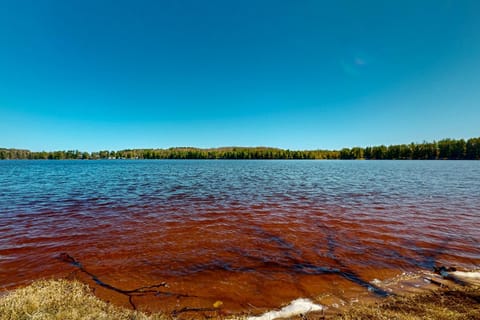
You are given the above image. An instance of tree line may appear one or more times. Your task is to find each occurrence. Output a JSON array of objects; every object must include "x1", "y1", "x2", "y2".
[
  {"x1": 338, "y1": 137, "x2": 480, "y2": 160},
  {"x1": 1, "y1": 137, "x2": 479, "y2": 160}
]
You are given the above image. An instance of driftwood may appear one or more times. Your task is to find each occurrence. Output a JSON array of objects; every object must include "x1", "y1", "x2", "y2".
[{"x1": 433, "y1": 266, "x2": 468, "y2": 286}]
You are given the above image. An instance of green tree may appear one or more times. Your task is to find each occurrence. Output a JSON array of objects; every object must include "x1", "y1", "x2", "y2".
[{"x1": 466, "y1": 138, "x2": 480, "y2": 160}]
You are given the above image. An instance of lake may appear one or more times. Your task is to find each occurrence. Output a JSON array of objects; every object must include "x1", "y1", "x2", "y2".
[{"x1": 1, "y1": 160, "x2": 479, "y2": 315}]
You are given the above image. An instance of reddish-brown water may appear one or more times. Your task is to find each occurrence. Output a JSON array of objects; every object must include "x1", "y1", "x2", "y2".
[{"x1": 1, "y1": 160, "x2": 479, "y2": 317}]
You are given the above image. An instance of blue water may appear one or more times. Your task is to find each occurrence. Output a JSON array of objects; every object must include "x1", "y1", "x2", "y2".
[{"x1": 1, "y1": 160, "x2": 479, "y2": 215}]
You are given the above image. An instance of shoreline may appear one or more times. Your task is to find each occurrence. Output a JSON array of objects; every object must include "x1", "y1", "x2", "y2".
[
  {"x1": 1, "y1": 269, "x2": 479, "y2": 319},
  {"x1": 2, "y1": 136, "x2": 480, "y2": 160}
]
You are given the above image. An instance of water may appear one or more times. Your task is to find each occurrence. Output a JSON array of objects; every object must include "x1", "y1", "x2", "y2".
[{"x1": 1, "y1": 160, "x2": 479, "y2": 315}]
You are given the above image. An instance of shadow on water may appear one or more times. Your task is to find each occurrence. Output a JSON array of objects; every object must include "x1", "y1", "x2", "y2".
[{"x1": 233, "y1": 225, "x2": 390, "y2": 297}]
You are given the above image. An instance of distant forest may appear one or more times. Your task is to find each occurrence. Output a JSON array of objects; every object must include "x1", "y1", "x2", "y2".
[{"x1": 1, "y1": 137, "x2": 480, "y2": 160}]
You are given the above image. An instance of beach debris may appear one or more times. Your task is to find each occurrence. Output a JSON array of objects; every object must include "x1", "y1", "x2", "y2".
[
  {"x1": 422, "y1": 266, "x2": 480, "y2": 288},
  {"x1": 213, "y1": 300, "x2": 223, "y2": 308},
  {"x1": 434, "y1": 266, "x2": 456, "y2": 277},
  {"x1": 247, "y1": 298, "x2": 323, "y2": 320},
  {"x1": 451, "y1": 270, "x2": 480, "y2": 285},
  {"x1": 433, "y1": 266, "x2": 467, "y2": 286}
]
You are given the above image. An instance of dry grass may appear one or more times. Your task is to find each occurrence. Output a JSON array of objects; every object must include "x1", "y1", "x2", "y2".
[
  {"x1": 0, "y1": 279, "x2": 169, "y2": 320},
  {"x1": 333, "y1": 285, "x2": 480, "y2": 320}
]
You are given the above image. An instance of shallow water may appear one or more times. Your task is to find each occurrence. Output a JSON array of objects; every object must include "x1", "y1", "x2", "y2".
[{"x1": 0, "y1": 160, "x2": 479, "y2": 315}]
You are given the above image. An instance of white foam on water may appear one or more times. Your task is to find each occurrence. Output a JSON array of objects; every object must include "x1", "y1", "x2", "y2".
[
  {"x1": 247, "y1": 298, "x2": 324, "y2": 320},
  {"x1": 451, "y1": 270, "x2": 480, "y2": 285},
  {"x1": 451, "y1": 271, "x2": 480, "y2": 279}
]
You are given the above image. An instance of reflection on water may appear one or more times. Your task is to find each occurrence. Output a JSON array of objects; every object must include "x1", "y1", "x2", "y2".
[{"x1": 0, "y1": 160, "x2": 479, "y2": 315}]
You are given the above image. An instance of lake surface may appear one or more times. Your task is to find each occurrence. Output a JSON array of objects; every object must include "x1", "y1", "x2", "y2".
[{"x1": 1, "y1": 160, "x2": 479, "y2": 316}]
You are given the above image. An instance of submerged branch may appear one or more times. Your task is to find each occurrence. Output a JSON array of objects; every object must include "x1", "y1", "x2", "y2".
[
  {"x1": 171, "y1": 306, "x2": 219, "y2": 317},
  {"x1": 57, "y1": 253, "x2": 193, "y2": 310}
]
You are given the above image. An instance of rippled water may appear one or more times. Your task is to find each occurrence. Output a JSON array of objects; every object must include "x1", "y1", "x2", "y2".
[{"x1": 1, "y1": 160, "x2": 479, "y2": 315}]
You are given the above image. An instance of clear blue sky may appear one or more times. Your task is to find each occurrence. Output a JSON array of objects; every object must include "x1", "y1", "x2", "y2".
[{"x1": 1, "y1": 0, "x2": 479, "y2": 151}]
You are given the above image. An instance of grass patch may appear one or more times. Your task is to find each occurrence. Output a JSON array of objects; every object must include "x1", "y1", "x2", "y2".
[{"x1": 0, "y1": 279, "x2": 168, "y2": 320}]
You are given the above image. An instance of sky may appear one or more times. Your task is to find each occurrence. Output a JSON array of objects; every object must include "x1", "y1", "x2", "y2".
[{"x1": 1, "y1": 0, "x2": 480, "y2": 151}]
